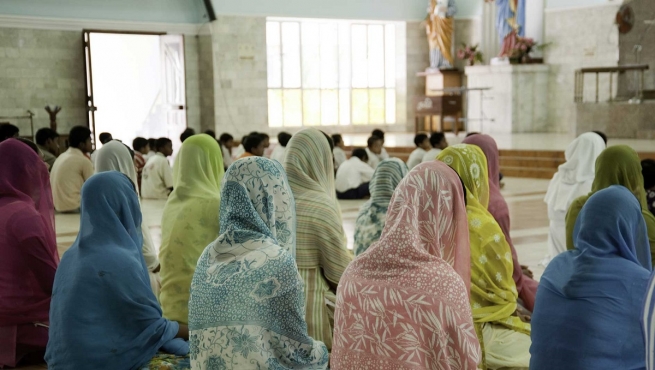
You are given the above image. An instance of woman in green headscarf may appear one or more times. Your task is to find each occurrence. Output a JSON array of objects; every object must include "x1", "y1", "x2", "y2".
[
  {"x1": 437, "y1": 144, "x2": 531, "y2": 370},
  {"x1": 565, "y1": 145, "x2": 655, "y2": 265},
  {"x1": 159, "y1": 134, "x2": 224, "y2": 324}
]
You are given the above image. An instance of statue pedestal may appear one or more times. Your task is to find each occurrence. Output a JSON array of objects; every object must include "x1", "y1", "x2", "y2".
[
  {"x1": 465, "y1": 64, "x2": 549, "y2": 133},
  {"x1": 415, "y1": 69, "x2": 464, "y2": 133}
]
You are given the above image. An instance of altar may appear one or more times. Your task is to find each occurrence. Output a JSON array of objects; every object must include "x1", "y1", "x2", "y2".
[{"x1": 465, "y1": 64, "x2": 549, "y2": 134}]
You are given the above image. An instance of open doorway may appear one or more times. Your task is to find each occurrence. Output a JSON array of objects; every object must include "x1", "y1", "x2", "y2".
[{"x1": 83, "y1": 31, "x2": 187, "y2": 152}]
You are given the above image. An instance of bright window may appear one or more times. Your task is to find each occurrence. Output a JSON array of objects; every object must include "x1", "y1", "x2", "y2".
[{"x1": 267, "y1": 19, "x2": 397, "y2": 127}]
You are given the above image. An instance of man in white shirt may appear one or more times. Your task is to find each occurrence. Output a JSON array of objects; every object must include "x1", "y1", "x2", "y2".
[
  {"x1": 90, "y1": 132, "x2": 113, "y2": 165},
  {"x1": 332, "y1": 134, "x2": 348, "y2": 169},
  {"x1": 50, "y1": 126, "x2": 94, "y2": 213},
  {"x1": 372, "y1": 129, "x2": 390, "y2": 160},
  {"x1": 407, "y1": 133, "x2": 432, "y2": 170},
  {"x1": 422, "y1": 132, "x2": 449, "y2": 163},
  {"x1": 365, "y1": 136, "x2": 384, "y2": 169},
  {"x1": 270, "y1": 131, "x2": 292, "y2": 163},
  {"x1": 336, "y1": 148, "x2": 375, "y2": 199},
  {"x1": 141, "y1": 137, "x2": 174, "y2": 199}
]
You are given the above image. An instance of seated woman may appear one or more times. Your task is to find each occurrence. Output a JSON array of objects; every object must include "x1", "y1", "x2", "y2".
[
  {"x1": 95, "y1": 140, "x2": 161, "y2": 297},
  {"x1": 332, "y1": 161, "x2": 481, "y2": 369},
  {"x1": 353, "y1": 158, "x2": 408, "y2": 255},
  {"x1": 160, "y1": 134, "x2": 224, "y2": 325},
  {"x1": 532, "y1": 186, "x2": 651, "y2": 370},
  {"x1": 45, "y1": 172, "x2": 189, "y2": 370},
  {"x1": 0, "y1": 139, "x2": 59, "y2": 368},
  {"x1": 463, "y1": 134, "x2": 539, "y2": 311},
  {"x1": 189, "y1": 157, "x2": 328, "y2": 369},
  {"x1": 542, "y1": 132, "x2": 605, "y2": 265},
  {"x1": 437, "y1": 144, "x2": 531, "y2": 370},
  {"x1": 566, "y1": 145, "x2": 655, "y2": 266}
]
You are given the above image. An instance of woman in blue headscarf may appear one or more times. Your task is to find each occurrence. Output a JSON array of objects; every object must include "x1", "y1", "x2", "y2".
[
  {"x1": 353, "y1": 158, "x2": 408, "y2": 256},
  {"x1": 189, "y1": 157, "x2": 328, "y2": 369},
  {"x1": 45, "y1": 172, "x2": 189, "y2": 370},
  {"x1": 531, "y1": 185, "x2": 652, "y2": 370}
]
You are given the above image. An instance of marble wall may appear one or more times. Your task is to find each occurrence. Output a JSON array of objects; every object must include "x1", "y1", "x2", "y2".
[
  {"x1": 618, "y1": 0, "x2": 655, "y2": 97},
  {"x1": 184, "y1": 34, "x2": 201, "y2": 132},
  {"x1": 197, "y1": 33, "x2": 215, "y2": 132}
]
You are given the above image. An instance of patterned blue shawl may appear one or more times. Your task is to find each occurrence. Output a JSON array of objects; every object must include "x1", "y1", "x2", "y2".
[
  {"x1": 45, "y1": 172, "x2": 181, "y2": 370},
  {"x1": 531, "y1": 186, "x2": 651, "y2": 370},
  {"x1": 354, "y1": 158, "x2": 408, "y2": 255},
  {"x1": 189, "y1": 157, "x2": 328, "y2": 369}
]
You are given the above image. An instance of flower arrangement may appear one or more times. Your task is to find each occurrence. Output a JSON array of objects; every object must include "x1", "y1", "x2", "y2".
[
  {"x1": 508, "y1": 36, "x2": 536, "y2": 59},
  {"x1": 457, "y1": 43, "x2": 484, "y2": 66}
]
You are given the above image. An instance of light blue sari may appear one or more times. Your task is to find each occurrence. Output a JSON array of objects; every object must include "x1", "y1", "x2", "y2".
[
  {"x1": 189, "y1": 157, "x2": 328, "y2": 369},
  {"x1": 353, "y1": 158, "x2": 408, "y2": 255}
]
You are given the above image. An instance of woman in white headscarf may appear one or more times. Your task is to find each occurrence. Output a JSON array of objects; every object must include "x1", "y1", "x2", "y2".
[
  {"x1": 94, "y1": 140, "x2": 161, "y2": 296},
  {"x1": 542, "y1": 132, "x2": 605, "y2": 265}
]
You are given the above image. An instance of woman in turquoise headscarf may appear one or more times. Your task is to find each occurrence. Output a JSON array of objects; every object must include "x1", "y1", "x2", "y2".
[
  {"x1": 353, "y1": 158, "x2": 408, "y2": 255},
  {"x1": 189, "y1": 157, "x2": 328, "y2": 369}
]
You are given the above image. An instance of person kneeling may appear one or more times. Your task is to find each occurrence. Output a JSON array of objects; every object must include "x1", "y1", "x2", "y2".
[{"x1": 335, "y1": 148, "x2": 374, "y2": 200}]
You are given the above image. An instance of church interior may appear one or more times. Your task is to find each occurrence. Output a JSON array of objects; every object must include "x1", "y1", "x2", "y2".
[{"x1": 1, "y1": 0, "x2": 655, "y2": 369}]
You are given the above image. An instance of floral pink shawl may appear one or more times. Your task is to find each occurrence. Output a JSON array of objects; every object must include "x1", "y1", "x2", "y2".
[
  {"x1": 332, "y1": 161, "x2": 481, "y2": 370},
  {"x1": 462, "y1": 134, "x2": 538, "y2": 311}
]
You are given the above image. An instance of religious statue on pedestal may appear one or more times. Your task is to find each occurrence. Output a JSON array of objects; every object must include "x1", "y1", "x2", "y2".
[
  {"x1": 426, "y1": 0, "x2": 457, "y2": 70},
  {"x1": 488, "y1": 0, "x2": 526, "y2": 56}
]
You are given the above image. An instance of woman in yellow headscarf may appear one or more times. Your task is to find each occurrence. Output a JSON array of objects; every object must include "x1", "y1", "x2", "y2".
[
  {"x1": 159, "y1": 134, "x2": 224, "y2": 324},
  {"x1": 437, "y1": 144, "x2": 531, "y2": 370},
  {"x1": 566, "y1": 145, "x2": 655, "y2": 265}
]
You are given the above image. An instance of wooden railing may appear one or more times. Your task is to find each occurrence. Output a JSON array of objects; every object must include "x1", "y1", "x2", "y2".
[{"x1": 574, "y1": 64, "x2": 649, "y2": 103}]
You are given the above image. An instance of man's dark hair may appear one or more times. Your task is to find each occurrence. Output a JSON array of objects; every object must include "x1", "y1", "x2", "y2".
[
  {"x1": 36, "y1": 128, "x2": 59, "y2": 146},
  {"x1": 466, "y1": 132, "x2": 480, "y2": 137},
  {"x1": 124, "y1": 143, "x2": 135, "y2": 160},
  {"x1": 204, "y1": 129, "x2": 216, "y2": 138},
  {"x1": 69, "y1": 126, "x2": 91, "y2": 148},
  {"x1": 180, "y1": 128, "x2": 196, "y2": 143},
  {"x1": 643, "y1": 159, "x2": 655, "y2": 189},
  {"x1": 592, "y1": 131, "x2": 608, "y2": 145},
  {"x1": 414, "y1": 133, "x2": 428, "y2": 147},
  {"x1": 371, "y1": 129, "x2": 385, "y2": 140},
  {"x1": 331, "y1": 134, "x2": 343, "y2": 146},
  {"x1": 351, "y1": 148, "x2": 368, "y2": 161},
  {"x1": 244, "y1": 134, "x2": 265, "y2": 153},
  {"x1": 99, "y1": 132, "x2": 113, "y2": 144},
  {"x1": 367, "y1": 135, "x2": 382, "y2": 148},
  {"x1": 132, "y1": 137, "x2": 149, "y2": 152},
  {"x1": 322, "y1": 131, "x2": 334, "y2": 151},
  {"x1": 259, "y1": 132, "x2": 270, "y2": 139},
  {"x1": 278, "y1": 132, "x2": 292, "y2": 147},
  {"x1": 148, "y1": 138, "x2": 157, "y2": 150},
  {"x1": 219, "y1": 133, "x2": 233, "y2": 145},
  {"x1": 429, "y1": 132, "x2": 446, "y2": 148},
  {"x1": 0, "y1": 123, "x2": 19, "y2": 141},
  {"x1": 156, "y1": 137, "x2": 172, "y2": 151}
]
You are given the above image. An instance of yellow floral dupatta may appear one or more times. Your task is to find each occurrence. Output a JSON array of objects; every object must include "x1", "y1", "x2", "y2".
[{"x1": 437, "y1": 144, "x2": 530, "y2": 334}]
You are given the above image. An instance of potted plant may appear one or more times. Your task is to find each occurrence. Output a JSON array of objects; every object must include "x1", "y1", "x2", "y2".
[{"x1": 457, "y1": 43, "x2": 484, "y2": 66}]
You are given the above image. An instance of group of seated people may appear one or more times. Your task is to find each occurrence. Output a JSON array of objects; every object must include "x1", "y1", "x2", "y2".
[{"x1": 3, "y1": 123, "x2": 655, "y2": 370}]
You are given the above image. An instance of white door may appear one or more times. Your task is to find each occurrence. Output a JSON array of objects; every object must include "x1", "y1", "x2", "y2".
[{"x1": 160, "y1": 34, "x2": 187, "y2": 153}]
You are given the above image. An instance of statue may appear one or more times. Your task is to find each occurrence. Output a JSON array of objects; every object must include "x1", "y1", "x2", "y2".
[
  {"x1": 490, "y1": 0, "x2": 526, "y2": 56},
  {"x1": 45, "y1": 105, "x2": 61, "y2": 132},
  {"x1": 426, "y1": 0, "x2": 457, "y2": 70}
]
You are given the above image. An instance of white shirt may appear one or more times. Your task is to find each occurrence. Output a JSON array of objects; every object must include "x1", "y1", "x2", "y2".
[
  {"x1": 270, "y1": 145, "x2": 287, "y2": 164},
  {"x1": 365, "y1": 148, "x2": 382, "y2": 169},
  {"x1": 141, "y1": 153, "x2": 174, "y2": 199},
  {"x1": 333, "y1": 147, "x2": 347, "y2": 169},
  {"x1": 380, "y1": 147, "x2": 389, "y2": 160},
  {"x1": 232, "y1": 144, "x2": 245, "y2": 160},
  {"x1": 221, "y1": 145, "x2": 233, "y2": 168},
  {"x1": 422, "y1": 148, "x2": 443, "y2": 163},
  {"x1": 50, "y1": 147, "x2": 94, "y2": 212},
  {"x1": 407, "y1": 148, "x2": 427, "y2": 170},
  {"x1": 335, "y1": 157, "x2": 375, "y2": 193}
]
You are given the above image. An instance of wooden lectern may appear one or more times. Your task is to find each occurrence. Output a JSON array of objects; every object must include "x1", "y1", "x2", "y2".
[{"x1": 415, "y1": 69, "x2": 464, "y2": 133}]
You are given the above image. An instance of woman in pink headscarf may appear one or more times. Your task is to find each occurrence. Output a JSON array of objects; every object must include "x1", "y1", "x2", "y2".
[
  {"x1": 0, "y1": 139, "x2": 59, "y2": 368},
  {"x1": 462, "y1": 133, "x2": 538, "y2": 311},
  {"x1": 332, "y1": 161, "x2": 481, "y2": 370}
]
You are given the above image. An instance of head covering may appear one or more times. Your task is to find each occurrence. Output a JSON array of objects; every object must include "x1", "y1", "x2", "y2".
[
  {"x1": 545, "y1": 132, "x2": 606, "y2": 213},
  {"x1": 353, "y1": 158, "x2": 409, "y2": 255},
  {"x1": 463, "y1": 134, "x2": 539, "y2": 311},
  {"x1": 189, "y1": 157, "x2": 328, "y2": 369},
  {"x1": 160, "y1": 134, "x2": 224, "y2": 324},
  {"x1": 565, "y1": 145, "x2": 655, "y2": 266},
  {"x1": 284, "y1": 128, "x2": 352, "y2": 349},
  {"x1": 45, "y1": 172, "x2": 180, "y2": 370},
  {"x1": 437, "y1": 144, "x2": 529, "y2": 333},
  {"x1": 332, "y1": 161, "x2": 480, "y2": 369},
  {"x1": 94, "y1": 140, "x2": 138, "y2": 189},
  {"x1": 0, "y1": 138, "x2": 58, "y2": 325},
  {"x1": 532, "y1": 186, "x2": 651, "y2": 370}
]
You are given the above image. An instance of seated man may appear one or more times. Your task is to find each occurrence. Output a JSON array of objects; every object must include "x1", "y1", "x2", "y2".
[
  {"x1": 371, "y1": 129, "x2": 390, "y2": 159},
  {"x1": 365, "y1": 136, "x2": 384, "y2": 169},
  {"x1": 90, "y1": 132, "x2": 113, "y2": 164},
  {"x1": 50, "y1": 126, "x2": 94, "y2": 213},
  {"x1": 132, "y1": 137, "x2": 150, "y2": 193},
  {"x1": 332, "y1": 134, "x2": 347, "y2": 169},
  {"x1": 270, "y1": 131, "x2": 292, "y2": 163},
  {"x1": 422, "y1": 132, "x2": 448, "y2": 163},
  {"x1": 142, "y1": 138, "x2": 174, "y2": 199},
  {"x1": 335, "y1": 148, "x2": 374, "y2": 200},
  {"x1": 35, "y1": 128, "x2": 60, "y2": 170},
  {"x1": 238, "y1": 133, "x2": 266, "y2": 159},
  {"x1": 407, "y1": 133, "x2": 431, "y2": 169},
  {"x1": 0, "y1": 123, "x2": 19, "y2": 142}
]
